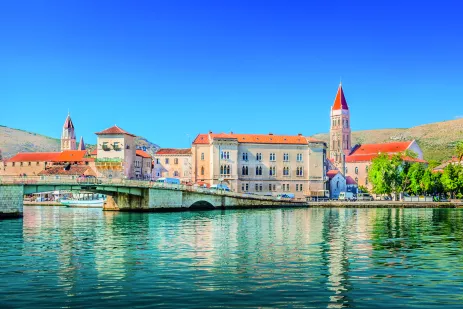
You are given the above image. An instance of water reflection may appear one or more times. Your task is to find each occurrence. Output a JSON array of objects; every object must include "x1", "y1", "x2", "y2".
[{"x1": 1, "y1": 207, "x2": 463, "y2": 308}]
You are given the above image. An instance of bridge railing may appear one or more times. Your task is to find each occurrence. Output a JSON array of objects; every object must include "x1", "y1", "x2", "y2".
[{"x1": 0, "y1": 175, "x2": 303, "y2": 203}]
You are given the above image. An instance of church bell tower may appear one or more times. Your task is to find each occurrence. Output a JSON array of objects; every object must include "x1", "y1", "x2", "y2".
[
  {"x1": 329, "y1": 83, "x2": 351, "y2": 171},
  {"x1": 61, "y1": 113, "x2": 76, "y2": 151}
]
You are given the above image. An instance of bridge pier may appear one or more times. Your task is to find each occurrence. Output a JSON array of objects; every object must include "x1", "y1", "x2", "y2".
[{"x1": 0, "y1": 185, "x2": 24, "y2": 218}]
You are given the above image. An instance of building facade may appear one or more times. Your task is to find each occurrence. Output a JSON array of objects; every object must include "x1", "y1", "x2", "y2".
[
  {"x1": 134, "y1": 149, "x2": 152, "y2": 180},
  {"x1": 153, "y1": 148, "x2": 192, "y2": 183},
  {"x1": 191, "y1": 132, "x2": 327, "y2": 199},
  {"x1": 95, "y1": 125, "x2": 136, "y2": 179}
]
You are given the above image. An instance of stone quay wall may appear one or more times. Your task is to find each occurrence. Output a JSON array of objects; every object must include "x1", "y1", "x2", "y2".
[{"x1": 0, "y1": 185, "x2": 24, "y2": 218}]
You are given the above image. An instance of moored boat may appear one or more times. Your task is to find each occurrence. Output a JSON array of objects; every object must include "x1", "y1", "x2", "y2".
[{"x1": 60, "y1": 193, "x2": 106, "y2": 208}]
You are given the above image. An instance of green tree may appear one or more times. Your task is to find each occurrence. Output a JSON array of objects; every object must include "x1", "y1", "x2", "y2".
[
  {"x1": 408, "y1": 162, "x2": 425, "y2": 195},
  {"x1": 456, "y1": 141, "x2": 463, "y2": 162},
  {"x1": 368, "y1": 153, "x2": 393, "y2": 196},
  {"x1": 441, "y1": 163, "x2": 463, "y2": 198}
]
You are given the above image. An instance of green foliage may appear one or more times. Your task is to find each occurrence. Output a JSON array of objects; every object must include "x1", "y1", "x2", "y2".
[
  {"x1": 408, "y1": 163, "x2": 425, "y2": 195},
  {"x1": 368, "y1": 153, "x2": 393, "y2": 195},
  {"x1": 358, "y1": 185, "x2": 369, "y2": 193},
  {"x1": 441, "y1": 163, "x2": 463, "y2": 198},
  {"x1": 456, "y1": 141, "x2": 463, "y2": 162}
]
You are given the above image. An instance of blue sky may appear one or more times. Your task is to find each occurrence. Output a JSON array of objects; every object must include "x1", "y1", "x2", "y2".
[{"x1": 1, "y1": 0, "x2": 462, "y2": 147}]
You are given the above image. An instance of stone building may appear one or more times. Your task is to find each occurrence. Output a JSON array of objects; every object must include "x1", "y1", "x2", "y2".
[
  {"x1": 328, "y1": 83, "x2": 426, "y2": 191},
  {"x1": 61, "y1": 113, "x2": 76, "y2": 151},
  {"x1": 94, "y1": 125, "x2": 137, "y2": 179},
  {"x1": 153, "y1": 148, "x2": 192, "y2": 183},
  {"x1": 134, "y1": 149, "x2": 152, "y2": 180},
  {"x1": 191, "y1": 132, "x2": 327, "y2": 199}
]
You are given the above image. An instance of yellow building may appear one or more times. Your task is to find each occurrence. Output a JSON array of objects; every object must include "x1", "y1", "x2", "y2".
[
  {"x1": 191, "y1": 132, "x2": 327, "y2": 199},
  {"x1": 153, "y1": 148, "x2": 192, "y2": 183}
]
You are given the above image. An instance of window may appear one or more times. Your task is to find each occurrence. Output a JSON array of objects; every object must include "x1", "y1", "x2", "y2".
[
  {"x1": 36, "y1": 162, "x2": 39, "y2": 166},
  {"x1": 260, "y1": 184, "x2": 263, "y2": 191},
  {"x1": 345, "y1": 167, "x2": 348, "y2": 173},
  {"x1": 102, "y1": 142, "x2": 109, "y2": 151},
  {"x1": 165, "y1": 158, "x2": 169, "y2": 164},
  {"x1": 242, "y1": 152, "x2": 248, "y2": 161},
  {"x1": 270, "y1": 153, "x2": 276, "y2": 161},
  {"x1": 156, "y1": 172, "x2": 160, "y2": 177},
  {"x1": 174, "y1": 171, "x2": 179, "y2": 177},
  {"x1": 255, "y1": 184, "x2": 259, "y2": 191},
  {"x1": 156, "y1": 159, "x2": 160, "y2": 164},
  {"x1": 242, "y1": 166, "x2": 249, "y2": 175},
  {"x1": 355, "y1": 167, "x2": 359, "y2": 174},
  {"x1": 296, "y1": 167, "x2": 303, "y2": 176},
  {"x1": 201, "y1": 152, "x2": 204, "y2": 160},
  {"x1": 245, "y1": 183, "x2": 249, "y2": 191},
  {"x1": 296, "y1": 154, "x2": 303, "y2": 162},
  {"x1": 269, "y1": 166, "x2": 276, "y2": 176},
  {"x1": 366, "y1": 165, "x2": 369, "y2": 172},
  {"x1": 337, "y1": 181, "x2": 339, "y2": 189},
  {"x1": 255, "y1": 166, "x2": 262, "y2": 175},
  {"x1": 28, "y1": 162, "x2": 31, "y2": 166},
  {"x1": 365, "y1": 178, "x2": 369, "y2": 185},
  {"x1": 201, "y1": 167, "x2": 204, "y2": 175},
  {"x1": 296, "y1": 184, "x2": 303, "y2": 191},
  {"x1": 220, "y1": 165, "x2": 231, "y2": 175},
  {"x1": 283, "y1": 153, "x2": 289, "y2": 161},
  {"x1": 256, "y1": 153, "x2": 262, "y2": 161},
  {"x1": 20, "y1": 162, "x2": 23, "y2": 167},
  {"x1": 283, "y1": 167, "x2": 289, "y2": 176},
  {"x1": 300, "y1": 184, "x2": 303, "y2": 192},
  {"x1": 113, "y1": 142, "x2": 120, "y2": 151},
  {"x1": 12, "y1": 162, "x2": 15, "y2": 167},
  {"x1": 355, "y1": 177, "x2": 358, "y2": 183},
  {"x1": 221, "y1": 151, "x2": 230, "y2": 160},
  {"x1": 273, "y1": 184, "x2": 276, "y2": 191},
  {"x1": 269, "y1": 184, "x2": 272, "y2": 191},
  {"x1": 174, "y1": 158, "x2": 179, "y2": 164}
]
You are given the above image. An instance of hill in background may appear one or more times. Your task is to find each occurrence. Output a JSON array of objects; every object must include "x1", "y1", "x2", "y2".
[
  {"x1": 311, "y1": 118, "x2": 463, "y2": 162},
  {"x1": 2, "y1": 118, "x2": 462, "y2": 162},
  {"x1": 0, "y1": 125, "x2": 159, "y2": 159}
]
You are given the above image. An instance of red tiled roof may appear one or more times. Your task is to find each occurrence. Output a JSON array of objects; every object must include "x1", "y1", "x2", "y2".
[
  {"x1": 350, "y1": 141, "x2": 412, "y2": 156},
  {"x1": 54, "y1": 150, "x2": 87, "y2": 162},
  {"x1": 327, "y1": 170, "x2": 340, "y2": 179},
  {"x1": 156, "y1": 148, "x2": 192, "y2": 155},
  {"x1": 95, "y1": 125, "x2": 136, "y2": 137},
  {"x1": 91, "y1": 149, "x2": 97, "y2": 155},
  {"x1": 7, "y1": 152, "x2": 60, "y2": 162},
  {"x1": 63, "y1": 114, "x2": 74, "y2": 129},
  {"x1": 38, "y1": 165, "x2": 95, "y2": 176},
  {"x1": 193, "y1": 133, "x2": 318, "y2": 145},
  {"x1": 346, "y1": 176, "x2": 357, "y2": 185},
  {"x1": 136, "y1": 150, "x2": 151, "y2": 158},
  {"x1": 332, "y1": 83, "x2": 349, "y2": 110}
]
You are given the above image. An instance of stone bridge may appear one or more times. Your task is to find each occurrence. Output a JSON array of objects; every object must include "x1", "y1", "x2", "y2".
[{"x1": 0, "y1": 176, "x2": 306, "y2": 217}]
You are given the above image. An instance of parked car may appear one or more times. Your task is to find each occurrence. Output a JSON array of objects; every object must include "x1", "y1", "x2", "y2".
[
  {"x1": 277, "y1": 193, "x2": 295, "y2": 200},
  {"x1": 339, "y1": 192, "x2": 355, "y2": 201},
  {"x1": 210, "y1": 184, "x2": 230, "y2": 191},
  {"x1": 357, "y1": 193, "x2": 374, "y2": 201}
]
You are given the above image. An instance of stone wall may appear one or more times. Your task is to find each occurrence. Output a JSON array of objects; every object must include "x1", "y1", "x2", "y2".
[{"x1": 0, "y1": 185, "x2": 24, "y2": 218}]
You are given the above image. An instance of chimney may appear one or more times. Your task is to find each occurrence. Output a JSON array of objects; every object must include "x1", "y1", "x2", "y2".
[
  {"x1": 208, "y1": 130, "x2": 212, "y2": 134},
  {"x1": 269, "y1": 133, "x2": 273, "y2": 135},
  {"x1": 230, "y1": 131, "x2": 233, "y2": 134},
  {"x1": 298, "y1": 133, "x2": 302, "y2": 136}
]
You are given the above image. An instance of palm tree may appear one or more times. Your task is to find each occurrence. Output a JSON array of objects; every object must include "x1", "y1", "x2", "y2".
[{"x1": 456, "y1": 141, "x2": 463, "y2": 162}]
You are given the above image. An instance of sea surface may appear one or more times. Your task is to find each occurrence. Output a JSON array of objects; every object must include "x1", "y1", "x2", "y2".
[{"x1": 1, "y1": 207, "x2": 463, "y2": 308}]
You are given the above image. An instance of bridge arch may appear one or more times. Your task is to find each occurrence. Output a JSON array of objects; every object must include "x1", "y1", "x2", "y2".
[{"x1": 190, "y1": 200, "x2": 215, "y2": 210}]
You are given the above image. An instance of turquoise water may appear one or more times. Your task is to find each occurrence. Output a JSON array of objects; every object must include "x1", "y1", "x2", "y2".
[{"x1": 1, "y1": 207, "x2": 463, "y2": 308}]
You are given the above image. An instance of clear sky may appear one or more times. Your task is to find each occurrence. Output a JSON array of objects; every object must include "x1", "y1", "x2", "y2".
[{"x1": 1, "y1": 0, "x2": 462, "y2": 148}]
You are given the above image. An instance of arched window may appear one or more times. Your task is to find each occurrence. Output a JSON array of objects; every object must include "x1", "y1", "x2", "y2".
[
  {"x1": 242, "y1": 166, "x2": 245, "y2": 175},
  {"x1": 220, "y1": 165, "x2": 224, "y2": 175},
  {"x1": 227, "y1": 165, "x2": 230, "y2": 175},
  {"x1": 245, "y1": 166, "x2": 248, "y2": 175},
  {"x1": 355, "y1": 177, "x2": 358, "y2": 183},
  {"x1": 355, "y1": 167, "x2": 358, "y2": 174},
  {"x1": 201, "y1": 167, "x2": 204, "y2": 175}
]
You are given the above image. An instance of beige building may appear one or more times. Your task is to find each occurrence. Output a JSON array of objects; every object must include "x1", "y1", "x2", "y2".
[
  {"x1": 95, "y1": 125, "x2": 137, "y2": 179},
  {"x1": 153, "y1": 148, "x2": 192, "y2": 183},
  {"x1": 191, "y1": 132, "x2": 327, "y2": 199},
  {"x1": 134, "y1": 149, "x2": 152, "y2": 180}
]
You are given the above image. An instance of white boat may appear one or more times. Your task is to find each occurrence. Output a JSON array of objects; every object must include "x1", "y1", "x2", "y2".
[
  {"x1": 60, "y1": 193, "x2": 106, "y2": 208},
  {"x1": 60, "y1": 198, "x2": 105, "y2": 208}
]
